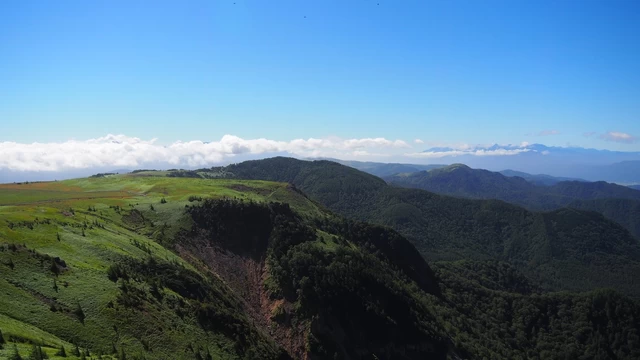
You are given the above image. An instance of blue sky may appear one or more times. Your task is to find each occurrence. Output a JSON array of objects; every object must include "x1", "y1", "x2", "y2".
[{"x1": 1, "y1": 0, "x2": 639, "y2": 151}]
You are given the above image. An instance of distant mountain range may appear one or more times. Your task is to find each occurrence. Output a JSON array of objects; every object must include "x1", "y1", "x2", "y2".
[
  {"x1": 418, "y1": 143, "x2": 640, "y2": 184},
  {"x1": 498, "y1": 169, "x2": 585, "y2": 186},
  {"x1": 384, "y1": 163, "x2": 640, "y2": 238},
  {"x1": 332, "y1": 158, "x2": 588, "y2": 186}
]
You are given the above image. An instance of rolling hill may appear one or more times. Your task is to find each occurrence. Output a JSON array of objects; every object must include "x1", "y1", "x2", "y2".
[
  {"x1": 209, "y1": 158, "x2": 640, "y2": 298},
  {"x1": 385, "y1": 164, "x2": 640, "y2": 238},
  {"x1": 0, "y1": 177, "x2": 296, "y2": 359},
  {"x1": 1, "y1": 167, "x2": 640, "y2": 359}
]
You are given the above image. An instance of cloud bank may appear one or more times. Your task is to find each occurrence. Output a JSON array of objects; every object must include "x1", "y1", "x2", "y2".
[
  {"x1": 0, "y1": 134, "x2": 411, "y2": 172},
  {"x1": 3, "y1": 134, "x2": 637, "y2": 174}
]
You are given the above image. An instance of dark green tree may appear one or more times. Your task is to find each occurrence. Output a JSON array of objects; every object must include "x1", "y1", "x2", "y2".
[
  {"x1": 55, "y1": 345, "x2": 66, "y2": 357},
  {"x1": 49, "y1": 261, "x2": 60, "y2": 276},
  {"x1": 72, "y1": 343, "x2": 80, "y2": 356},
  {"x1": 119, "y1": 347, "x2": 127, "y2": 360},
  {"x1": 27, "y1": 344, "x2": 47, "y2": 360},
  {"x1": 74, "y1": 303, "x2": 85, "y2": 324},
  {"x1": 194, "y1": 349, "x2": 203, "y2": 360},
  {"x1": 9, "y1": 344, "x2": 23, "y2": 360}
]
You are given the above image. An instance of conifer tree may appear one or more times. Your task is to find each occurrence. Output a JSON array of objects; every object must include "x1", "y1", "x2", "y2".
[
  {"x1": 10, "y1": 344, "x2": 23, "y2": 360},
  {"x1": 27, "y1": 344, "x2": 43, "y2": 360},
  {"x1": 74, "y1": 303, "x2": 85, "y2": 324},
  {"x1": 55, "y1": 345, "x2": 66, "y2": 357}
]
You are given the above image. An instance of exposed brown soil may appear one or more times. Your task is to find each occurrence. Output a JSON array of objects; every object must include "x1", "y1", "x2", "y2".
[{"x1": 176, "y1": 239, "x2": 309, "y2": 359}]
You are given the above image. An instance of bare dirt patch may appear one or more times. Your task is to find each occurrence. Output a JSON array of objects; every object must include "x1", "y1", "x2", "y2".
[{"x1": 176, "y1": 240, "x2": 309, "y2": 359}]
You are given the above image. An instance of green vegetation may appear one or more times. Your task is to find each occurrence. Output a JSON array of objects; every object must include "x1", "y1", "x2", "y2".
[
  {"x1": 384, "y1": 164, "x2": 640, "y2": 238},
  {"x1": 385, "y1": 163, "x2": 640, "y2": 206},
  {"x1": 1, "y1": 162, "x2": 640, "y2": 359},
  {"x1": 180, "y1": 199, "x2": 448, "y2": 358},
  {"x1": 432, "y1": 260, "x2": 640, "y2": 359},
  {"x1": 0, "y1": 176, "x2": 303, "y2": 359},
  {"x1": 179, "y1": 197, "x2": 640, "y2": 359},
  {"x1": 211, "y1": 157, "x2": 640, "y2": 299}
]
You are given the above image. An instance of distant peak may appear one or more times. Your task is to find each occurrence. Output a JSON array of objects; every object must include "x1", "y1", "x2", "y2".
[
  {"x1": 448, "y1": 163, "x2": 470, "y2": 169},
  {"x1": 429, "y1": 163, "x2": 471, "y2": 174}
]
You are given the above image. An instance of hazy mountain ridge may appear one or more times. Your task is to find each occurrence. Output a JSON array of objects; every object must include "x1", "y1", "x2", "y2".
[
  {"x1": 419, "y1": 144, "x2": 640, "y2": 183},
  {"x1": 384, "y1": 164, "x2": 640, "y2": 238},
  {"x1": 499, "y1": 169, "x2": 585, "y2": 185}
]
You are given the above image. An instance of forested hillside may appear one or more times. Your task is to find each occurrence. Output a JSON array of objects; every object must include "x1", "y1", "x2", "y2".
[
  {"x1": 211, "y1": 158, "x2": 640, "y2": 299},
  {"x1": 385, "y1": 164, "x2": 640, "y2": 207},
  {"x1": 384, "y1": 164, "x2": 640, "y2": 238}
]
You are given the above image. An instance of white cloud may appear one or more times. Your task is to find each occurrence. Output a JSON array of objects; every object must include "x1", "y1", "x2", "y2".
[
  {"x1": 414, "y1": 139, "x2": 424, "y2": 144},
  {"x1": 0, "y1": 134, "x2": 411, "y2": 172},
  {"x1": 405, "y1": 148, "x2": 531, "y2": 158},
  {"x1": 599, "y1": 131, "x2": 637, "y2": 144}
]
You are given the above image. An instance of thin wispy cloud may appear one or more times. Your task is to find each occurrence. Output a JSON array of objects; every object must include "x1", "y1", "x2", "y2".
[
  {"x1": 583, "y1": 132, "x2": 597, "y2": 138},
  {"x1": 405, "y1": 148, "x2": 531, "y2": 159},
  {"x1": 414, "y1": 139, "x2": 424, "y2": 144},
  {"x1": 0, "y1": 134, "x2": 410, "y2": 172},
  {"x1": 599, "y1": 131, "x2": 637, "y2": 144}
]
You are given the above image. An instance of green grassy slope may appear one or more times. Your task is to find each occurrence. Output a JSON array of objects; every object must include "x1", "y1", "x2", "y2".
[{"x1": 0, "y1": 176, "x2": 309, "y2": 359}]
